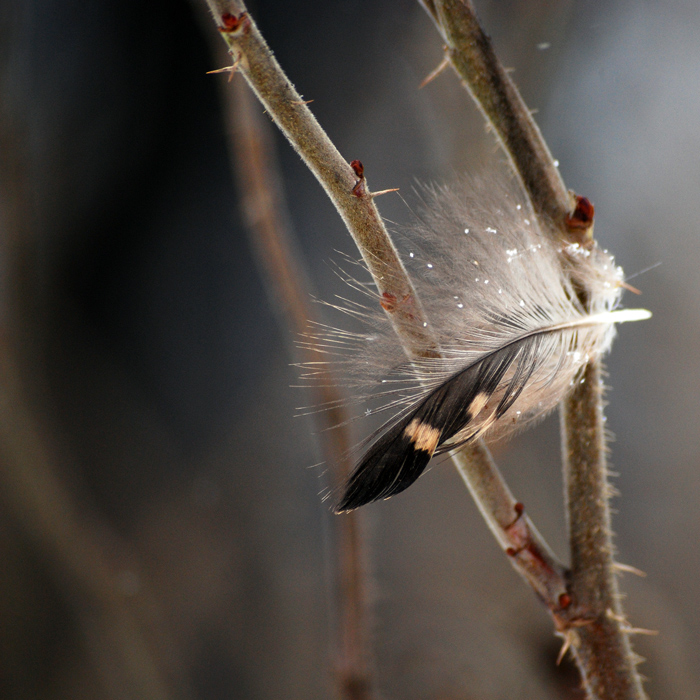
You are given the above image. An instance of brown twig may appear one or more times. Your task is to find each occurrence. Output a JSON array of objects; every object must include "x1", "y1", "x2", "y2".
[
  {"x1": 205, "y1": 0, "x2": 437, "y2": 360},
  {"x1": 421, "y1": 0, "x2": 579, "y2": 243},
  {"x1": 561, "y1": 363, "x2": 646, "y2": 699},
  {"x1": 202, "y1": 0, "x2": 571, "y2": 619},
  {"x1": 218, "y1": 61, "x2": 374, "y2": 699},
  {"x1": 421, "y1": 1, "x2": 646, "y2": 697}
]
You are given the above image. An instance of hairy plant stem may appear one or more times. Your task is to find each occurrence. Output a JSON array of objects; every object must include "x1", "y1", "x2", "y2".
[
  {"x1": 451, "y1": 444, "x2": 569, "y2": 611},
  {"x1": 221, "y1": 68, "x2": 374, "y2": 700},
  {"x1": 422, "y1": 1, "x2": 646, "y2": 697},
  {"x1": 206, "y1": 0, "x2": 437, "y2": 359},
  {"x1": 421, "y1": 0, "x2": 574, "y2": 241},
  {"x1": 203, "y1": 0, "x2": 569, "y2": 614},
  {"x1": 562, "y1": 363, "x2": 646, "y2": 699}
]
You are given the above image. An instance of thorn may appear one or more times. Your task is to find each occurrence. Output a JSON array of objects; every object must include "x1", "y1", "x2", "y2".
[
  {"x1": 620, "y1": 280, "x2": 642, "y2": 295},
  {"x1": 207, "y1": 56, "x2": 242, "y2": 82},
  {"x1": 291, "y1": 99, "x2": 314, "y2": 105},
  {"x1": 613, "y1": 562, "x2": 647, "y2": 577},
  {"x1": 419, "y1": 55, "x2": 450, "y2": 89},
  {"x1": 606, "y1": 609, "x2": 627, "y2": 624},
  {"x1": 370, "y1": 188, "x2": 400, "y2": 198},
  {"x1": 623, "y1": 627, "x2": 659, "y2": 636},
  {"x1": 556, "y1": 632, "x2": 573, "y2": 665}
]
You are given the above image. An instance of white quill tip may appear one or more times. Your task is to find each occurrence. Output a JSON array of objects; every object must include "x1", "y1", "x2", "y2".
[{"x1": 608, "y1": 309, "x2": 652, "y2": 324}]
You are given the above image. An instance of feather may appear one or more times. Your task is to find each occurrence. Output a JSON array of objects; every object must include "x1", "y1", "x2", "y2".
[{"x1": 300, "y1": 179, "x2": 651, "y2": 512}]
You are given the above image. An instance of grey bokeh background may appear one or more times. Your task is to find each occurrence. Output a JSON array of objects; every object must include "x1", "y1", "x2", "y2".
[{"x1": 0, "y1": 1, "x2": 697, "y2": 698}]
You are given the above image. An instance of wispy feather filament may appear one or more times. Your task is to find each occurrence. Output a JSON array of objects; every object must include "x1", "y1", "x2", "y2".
[{"x1": 299, "y1": 180, "x2": 650, "y2": 512}]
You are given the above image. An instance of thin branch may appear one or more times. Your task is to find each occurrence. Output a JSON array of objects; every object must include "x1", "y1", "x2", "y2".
[
  {"x1": 421, "y1": 1, "x2": 646, "y2": 697},
  {"x1": 202, "y1": 0, "x2": 571, "y2": 617},
  {"x1": 422, "y1": 0, "x2": 578, "y2": 242},
  {"x1": 205, "y1": 0, "x2": 437, "y2": 359},
  {"x1": 561, "y1": 364, "x2": 646, "y2": 699},
  {"x1": 218, "y1": 62, "x2": 375, "y2": 700},
  {"x1": 451, "y1": 444, "x2": 570, "y2": 615}
]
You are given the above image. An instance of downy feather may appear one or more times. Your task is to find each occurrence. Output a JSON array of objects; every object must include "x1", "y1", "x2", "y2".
[{"x1": 299, "y1": 179, "x2": 650, "y2": 512}]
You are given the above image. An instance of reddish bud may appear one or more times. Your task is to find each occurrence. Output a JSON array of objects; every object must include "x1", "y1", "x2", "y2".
[
  {"x1": 220, "y1": 12, "x2": 248, "y2": 33},
  {"x1": 350, "y1": 160, "x2": 364, "y2": 178},
  {"x1": 565, "y1": 195, "x2": 595, "y2": 231},
  {"x1": 380, "y1": 292, "x2": 397, "y2": 312},
  {"x1": 558, "y1": 592, "x2": 572, "y2": 609}
]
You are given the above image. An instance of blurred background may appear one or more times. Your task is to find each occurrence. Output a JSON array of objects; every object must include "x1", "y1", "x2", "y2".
[{"x1": 0, "y1": 1, "x2": 697, "y2": 698}]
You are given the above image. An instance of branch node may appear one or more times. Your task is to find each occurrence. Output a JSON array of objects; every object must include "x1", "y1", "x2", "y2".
[
  {"x1": 350, "y1": 159, "x2": 367, "y2": 197},
  {"x1": 219, "y1": 11, "x2": 250, "y2": 35},
  {"x1": 564, "y1": 193, "x2": 595, "y2": 244}
]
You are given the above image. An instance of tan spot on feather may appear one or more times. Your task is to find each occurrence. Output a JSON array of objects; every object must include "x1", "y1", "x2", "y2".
[
  {"x1": 468, "y1": 392, "x2": 490, "y2": 418},
  {"x1": 404, "y1": 419, "x2": 440, "y2": 453}
]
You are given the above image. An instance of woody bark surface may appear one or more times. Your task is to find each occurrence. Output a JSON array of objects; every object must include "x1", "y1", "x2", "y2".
[
  {"x1": 562, "y1": 363, "x2": 645, "y2": 699},
  {"x1": 421, "y1": 0, "x2": 574, "y2": 241},
  {"x1": 423, "y1": 0, "x2": 646, "y2": 697},
  {"x1": 202, "y1": 0, "x2": 570, "y2": 627}
]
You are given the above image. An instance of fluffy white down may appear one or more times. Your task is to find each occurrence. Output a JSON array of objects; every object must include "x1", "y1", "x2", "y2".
[{"x1": 301, "y1": 179, "x2": 641, "y2": 445}]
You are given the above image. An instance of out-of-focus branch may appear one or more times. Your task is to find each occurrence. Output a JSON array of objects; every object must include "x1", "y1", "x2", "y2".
[
  {"x1": 420, "y1": 1, "x2": 646, "y2": 697},
  {"x1": 0, "y1": 345, "x2": 177, "y2": 700},
  {"x1": 219, "y1": 63, "x2": 374, "y2": 700},
  {"x1": 202, "y1": 0, "x2": 570, "y2": 621}
]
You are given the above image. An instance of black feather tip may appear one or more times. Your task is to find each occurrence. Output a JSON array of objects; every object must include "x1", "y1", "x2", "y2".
[{"x1": 335, "y1": 336, "x2": 540, "y2": 512}]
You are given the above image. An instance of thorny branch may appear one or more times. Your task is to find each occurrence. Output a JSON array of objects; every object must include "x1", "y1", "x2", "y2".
[
  {"x1": 203, "y1": 0, "x2": 571, "y2": 621},
  {"x1": 562, "y1": 363, "x2": 646, "y2": 699},
  {"x1": 421, "y1": 1, "x2": 646, "y2": 697},
  {"x1": 419, "y1": 0, "x2": 575, "y2": 243},
  {"x1": 205, "y1": 0, "x2": 437, "y2": 360}
]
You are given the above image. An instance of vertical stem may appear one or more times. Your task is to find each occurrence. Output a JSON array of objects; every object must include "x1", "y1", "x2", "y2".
[
  {"x1": 420, "y1": 2, "x2": 646, "y2": 695},
  {"x1": 562, "y1": 362, "x2": 645, "y2": 699},
  {"x1": 221, "y1": 70, "x2": 374, "y2": 700}
]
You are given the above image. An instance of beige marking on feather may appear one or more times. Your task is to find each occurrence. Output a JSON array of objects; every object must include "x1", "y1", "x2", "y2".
[
  {"x1": 468, "y1": 391, "x2": 490, "y2": 418},
  {"x1": 404, "y1": 419, "x2": 440, "y2": 453}
]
